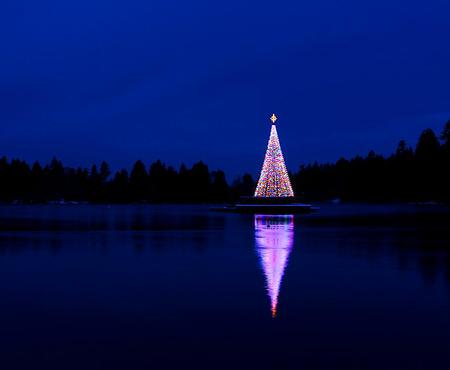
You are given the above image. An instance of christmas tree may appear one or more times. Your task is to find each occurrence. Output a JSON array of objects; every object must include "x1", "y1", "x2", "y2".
[{"x1": 254, "y1": 114, "x2": 294, "y2": 197}]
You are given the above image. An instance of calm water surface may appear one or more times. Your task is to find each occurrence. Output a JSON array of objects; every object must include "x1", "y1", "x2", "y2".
[{"x1": 0, "y1": 204, "x2": 449, "y2": 370}]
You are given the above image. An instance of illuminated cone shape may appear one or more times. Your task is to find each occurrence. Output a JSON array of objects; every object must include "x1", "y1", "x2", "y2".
[{"x1": 254, "y1": 117, "x2": 294, "y2": 197}]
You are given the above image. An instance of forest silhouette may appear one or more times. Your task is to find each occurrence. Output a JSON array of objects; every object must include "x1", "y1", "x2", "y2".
[{"x1": 1, "y1": 121, "x2": 449, "y2": 204}]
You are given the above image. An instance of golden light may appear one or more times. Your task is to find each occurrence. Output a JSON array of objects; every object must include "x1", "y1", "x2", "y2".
[{"x1": 270, "y1": 113, "x2": 277, "y2": 124}]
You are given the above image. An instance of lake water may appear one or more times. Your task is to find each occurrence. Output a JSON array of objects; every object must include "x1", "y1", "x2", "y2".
[{"x1": 0, "y1": 204, "x2": 449, "y2": 370}]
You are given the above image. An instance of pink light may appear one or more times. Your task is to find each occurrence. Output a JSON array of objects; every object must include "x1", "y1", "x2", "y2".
[
  {"x1": 255, "y1": 215, "x2": 294, "y2": 317},
  {"x1": 254, "y1": 120, "x2": 294, "y2": 197}
]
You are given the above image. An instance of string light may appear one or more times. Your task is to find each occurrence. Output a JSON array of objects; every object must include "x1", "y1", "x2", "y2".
[{"x1": 254, "y1": 114, "x2": 294, "y2": 197}]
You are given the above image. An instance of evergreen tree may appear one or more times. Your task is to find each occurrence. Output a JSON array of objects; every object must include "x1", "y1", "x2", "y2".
[
  {"x1": 190, "y1": 161, "x2": 210, "y2": 202},
  {"x1": 211, "y1": 170, "x2": 229, "y2": 202},
  {"x1": 0, "y1": 119, "x2": 449, "y2": 203},
  {"x1": 415, "y1": 129, "x2": 441, "y2": 200},
  {"x1": 99, "y1": 161, "x2": 111, "y2": 182},
  {"x1": 129, "y1": 160, "x2": 148, "y2": 202},
  {"x1": 440, "y1": 121, "x2": 450, "y2": 201},
  {"x1": 111, "y1": 169, "x2": 129, "y2": 203}
]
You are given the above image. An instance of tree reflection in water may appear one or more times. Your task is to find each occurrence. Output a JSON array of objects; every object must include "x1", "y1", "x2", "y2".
[{"x1": 254, "y1": 215, "x2": 294, "y2": 318}]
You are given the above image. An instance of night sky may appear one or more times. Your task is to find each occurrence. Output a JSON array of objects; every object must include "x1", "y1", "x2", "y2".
[{"x1": 1, "y1": 0, "x2": 450, "y2": 177}]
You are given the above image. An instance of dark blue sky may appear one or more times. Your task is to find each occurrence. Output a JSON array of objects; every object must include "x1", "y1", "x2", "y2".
[{"x1": 1, "y1": 0, "x2": 450, "y2": 177}]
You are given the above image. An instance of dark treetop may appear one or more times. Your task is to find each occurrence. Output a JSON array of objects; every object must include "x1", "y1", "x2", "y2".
[
  {"x1": 0, "y1": 121, "x2": 449, "y2": 204},
  {"x1": 1, "y1": 0, "x2": 450, "y2": 176}
]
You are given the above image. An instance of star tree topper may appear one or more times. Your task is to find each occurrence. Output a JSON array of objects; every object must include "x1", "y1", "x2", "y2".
[{"x1": 270, "y1": 113, "x2": 277, "y2": 124}]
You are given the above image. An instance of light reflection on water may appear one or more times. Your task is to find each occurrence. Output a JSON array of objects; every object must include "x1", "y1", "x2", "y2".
[
  {"x1": 254, "y1": 215, "x2": 294, "y2": 317},
  {"x1": 0, "y1": 205, "x2": 450, "y2": 369}
]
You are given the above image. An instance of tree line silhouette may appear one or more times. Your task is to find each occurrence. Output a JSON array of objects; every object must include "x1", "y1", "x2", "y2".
[
  {"x1": 0, "y1": 121, "x2": 449, "y2": 204},
  {"x1": 293, "y1": 120, "x2": 450, "y2": 203},
  {"x1": 0, "y1": 157, "x2": 254, "y2": 204}
]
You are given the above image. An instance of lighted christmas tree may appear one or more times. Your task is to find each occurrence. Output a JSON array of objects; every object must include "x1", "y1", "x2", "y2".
[{"x1": 254, "y1": 114, "x2": 294, "y2": 197}]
